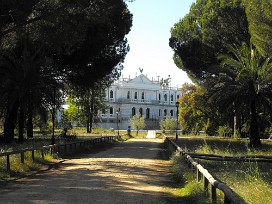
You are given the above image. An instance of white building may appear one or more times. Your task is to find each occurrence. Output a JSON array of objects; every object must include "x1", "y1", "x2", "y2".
[{"x1": 95, "y1": 73, "x2": 182, "y2": 130}]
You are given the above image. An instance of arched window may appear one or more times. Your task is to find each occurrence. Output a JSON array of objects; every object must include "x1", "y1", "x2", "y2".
[
  {"x1": 164, "y1": 94, "x2": 167, "y2": 101},
  {"x1": 110, "y1": 90, "x2": 113, "y2": 98},
  {"x1": 127, "y1": 91, "x2": 130, "y2": 99},
  {"x1": 110, "y1": 107, "x2": 113, "y2": 114},
  {"x1": 139, "y1": 108, "x2": 143, "y2": 116},
  {"x1": 134, "y1": 92, "x2": 137, "y2": 99},
  {"x1": 159, "y1": 94, "x2": 161, "y2": 101},
  {"x1": 164, "y1": 109, "x2": 167, "y2": 116},
  {"x1": 177, "y1": 95, "x2": 180, "y2": 100},
  {"x1": 132, "y1": 107, "x2": 136, "y2": 116},
  {"x1": 146, "y1": 108, "x2": 150, "y2": 119},
  {"x1": 141, "y1": 92, "x2": 144, "y2": 99},
  {"x1": 171, "y1": 94, "x2": 174, "y2": 101},
  {"x1": 170, "y1": 110, "x2": 174, "y2": 116}
]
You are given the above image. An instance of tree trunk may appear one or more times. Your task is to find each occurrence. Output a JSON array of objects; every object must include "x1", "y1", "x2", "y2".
[
  {"x1": 4, "y1": 102, "x2": 19, "y2": 142},
  {"x1": 249, "y1": 99, "x2": 261, "y2": 147},
  {"x1": 86, "y1": 90, "x2": 91, "y2": 133},
  {"x1": 18, "y1": 104, "x2": 25, "y2": 143},
  {"x1": 27, "y1": 100, "x2": 33, "y2": 138},
  {"x1": 89, "y1": 88, "x2": 95, "y2": 133}
]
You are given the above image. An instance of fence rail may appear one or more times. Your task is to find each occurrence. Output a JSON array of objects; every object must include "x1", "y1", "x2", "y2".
[
  {"x1": 0, "y1": 136, "x2": 120, "y2": 172},
  {"x1": 164, "y1": 136, "x2": 246, "y2": 204},
  {"x1": 187, "y1": 153, "x2": 272, "y2": 163}
]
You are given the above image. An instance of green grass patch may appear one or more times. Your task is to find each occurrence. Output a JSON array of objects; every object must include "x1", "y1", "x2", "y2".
[
  {"x1": 0, "y1": 151, "x2": 58, "y2": 181},
  {"x1": 174, "y1": 137, "x2": 272, "y2": 204},
  {"x1": 169, "y1": 153, "x2": 210, "y2": 203}
]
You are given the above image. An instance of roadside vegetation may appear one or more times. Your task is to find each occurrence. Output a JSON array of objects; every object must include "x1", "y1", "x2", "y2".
[
  {"x1": 170, "y1": 136, "x2": 272, "y2": 204},
  {"x1": 169, "y1": 152, "x2": 211, "y2": 204},
  {"x1": 0, "y1": 151, "x2": 57, "y2": 181}
]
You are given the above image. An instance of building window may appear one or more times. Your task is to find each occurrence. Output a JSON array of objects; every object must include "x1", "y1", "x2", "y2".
[
  {"x1": 171, "y1": 94, "x2": 174, "y2": 101},
  {"x1": 139, "y1": 108, "x2": 143, "y2": 116},
  {"x1": 164, "y1": 109, "x2": 167, "y2": 116},
  {"x1": 134, "y1": 92, "x2": 137, "y2": 99},
  {"x1": 110, "y1": 107, "x2": 113, "y2": 114},
  {"x1": 110, "y1": 90, "x2": 113, "y2": 98},
  {"x1": 146, "y1": 108, "x2": 150, "y2": 119},
  {"x1": 132, "y1": 107, "x2": 136, "y2": 116},
  {"x1": 127, "y1": 91, "x2": 130, "y2": 99},
  {"x1": 141, "y1": 92, "x2": 144, "y2": 100},
  {"x1": 164, "y1": 94, "x2": 167, "y2": 101},
  {"x1": 170, "y1": 110, "x2": 174, "y2": 116},
  {"x1": 159, "y1": 109, "x2": 161, "y2": 116},
  {"x1": 159, "y1": 94, "x2": 161, "y2": 101},
  {"x1": 110, "y1": 90, "x2": 114, "y2": 98},
  {"x1": 102, "y1": 109, "x2": 106, "y2": 114},
  {"x1": 177, "y1": 95, "x2": 180, "y2": 100}
]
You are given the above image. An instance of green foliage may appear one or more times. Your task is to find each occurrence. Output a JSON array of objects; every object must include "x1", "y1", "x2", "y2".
[
  {"x1": 169, "y1": 153, "x2": 210, "y2": 203},
  {"x1": 170, "y1": 0, "x2": 249, "y2": 82},
  {"x1": 174, "y1": 137, "x2": 272, "y2": 203},
  {"x1": 160, "y1": 118, "x2": 176, "y2": 130},
  {"x1": 170, "y1": 0, "x2": 272, "y2": 147},
  {"x1": 208, "y1": 43, "x2": 272, "y2": 146},
  {"x1": 130, "y1": 114, "x2": 145, "y2": 136},
  {"x1": 0, "y1": 1, "x2": 132, "y2": 142},
  {"x1": 0, "y1": 151, "x2": 56, "y2": 180},
  {"x1": 217, "y1": 125, "x2": 232, "y2": 137},
  {"x1": 178, "y1": 83, "x2": 220, "y2": 136},
  {"x1": 244, "y1": 0, "x2": 272, "y2": 57}
]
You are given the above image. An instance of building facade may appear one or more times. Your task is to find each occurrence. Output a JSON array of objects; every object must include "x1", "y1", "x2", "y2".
[{"x1": 95, "y1": 74, "x2": 182, "y2": 130}]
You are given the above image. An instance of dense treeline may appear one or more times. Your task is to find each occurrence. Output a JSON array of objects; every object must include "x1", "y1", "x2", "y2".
[
  {"x1": 0, "y1": 0, "x2": 132, "y2": 142},
  {"x1": 170, "y1": 0, "x2": 272, "y2": 147}
]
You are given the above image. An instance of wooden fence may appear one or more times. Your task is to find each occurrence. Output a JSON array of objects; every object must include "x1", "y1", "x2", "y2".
[
  {"x1": 164, "y1": 136, "x2": 246, "y2": 204},
  {"x1": 0, "y1": 136, "x2": 119, "y2": 172}
]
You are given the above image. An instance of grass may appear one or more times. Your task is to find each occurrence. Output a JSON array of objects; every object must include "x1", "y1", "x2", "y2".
[
  {"x1": 168, "y1": 152, "x2": 210, "y2": 204},
  {"x1": 0, "y1": 151, "x2": 57, "y2": 181},
  {"x1": 171, "y1": 136, "x2": 272, "y2": 204}
]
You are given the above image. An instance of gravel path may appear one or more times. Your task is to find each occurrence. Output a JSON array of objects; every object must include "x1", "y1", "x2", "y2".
[{"x1": 0, "y1": 139, "x2": 178, "y2": 204}]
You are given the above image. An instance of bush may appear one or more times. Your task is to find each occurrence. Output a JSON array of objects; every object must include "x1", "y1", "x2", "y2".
[{"x1": 217, "y1": 125, "x2": 232, "y2": 137}]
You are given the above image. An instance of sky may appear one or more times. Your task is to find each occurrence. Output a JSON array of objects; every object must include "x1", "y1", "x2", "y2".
[{"x1": 122, "y1": 0, "x2": 196, "y2": 87}]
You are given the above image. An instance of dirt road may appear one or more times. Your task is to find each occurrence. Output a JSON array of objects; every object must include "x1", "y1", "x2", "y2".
[{"x1": 0, "y1": 139, "x2": 178, "y2": 204}]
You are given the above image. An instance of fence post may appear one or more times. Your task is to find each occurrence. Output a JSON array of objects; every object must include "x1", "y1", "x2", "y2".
[
  {"x1": 32, "y1": 150, "x2": 35, "y2": 161},
  {"x1": 196, "y1": 168, "x2": 201, "y2": 181},
  {"x1": 211, "y1": 185, "x2": 217, "y2": 203},
  {"x1": 41, "y1": 149, "x2": 44, "y2": 159},
  {"x1": 204, "y1": 176, "x2": 209, "y2": 196},
  {"x1": 21, "y1": 152, "x2": 25, "y2": 163},
  {"x1": 6, "y1": 155, "x2": 10, "y2": 172}
]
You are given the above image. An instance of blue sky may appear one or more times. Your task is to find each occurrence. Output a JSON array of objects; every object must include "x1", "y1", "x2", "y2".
[{"x1": 122, "y1": 0, "x2": 196, "y2": 87}]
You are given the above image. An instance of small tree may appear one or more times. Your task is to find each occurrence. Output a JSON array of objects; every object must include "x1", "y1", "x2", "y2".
[
  {"x1": 130, "y1": 114, "x2": 145, "y2": 136},
  {"x1": 160, "y1": 118, "x2": 176, "y2": 131}
]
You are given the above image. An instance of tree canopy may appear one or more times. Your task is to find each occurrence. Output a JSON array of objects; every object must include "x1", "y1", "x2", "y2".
[
  {"x1": 0, "y1": 0, "x2": 133, "y2": 141},
  {"x1": 245, "y1": 0, "x2": 272, "y2": 57},
  {"x1": 170, "y1": 0, "x2": 272, "y2": 147},
  {"x1": 170, "y1": 0, "x2": 250, "y2": 83}
]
